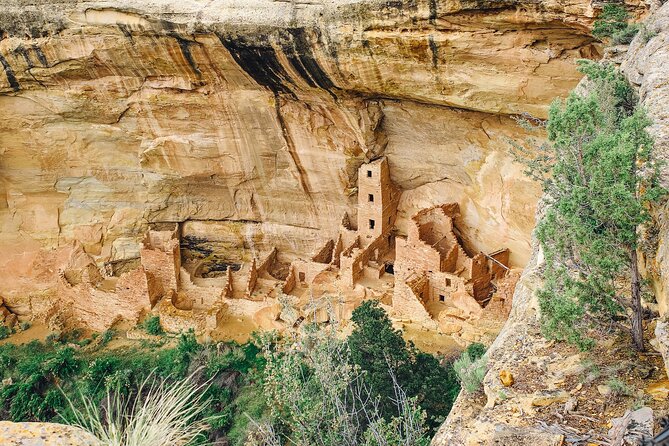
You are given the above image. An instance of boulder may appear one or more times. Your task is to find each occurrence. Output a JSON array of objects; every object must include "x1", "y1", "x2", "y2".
[
  {"x1": 499, "y1": 370, "x2": 514, "y2": 387},
  {"x1": 0, "y1": 421, "x2": 101, "y2": 446}
]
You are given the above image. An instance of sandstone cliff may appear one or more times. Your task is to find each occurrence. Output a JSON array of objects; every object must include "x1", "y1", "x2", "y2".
[
  {"x1": 0, "y1": 0, "x2": 601, "y2": 328},
  {"x1": 433, "y1": 2, "x2": 669, "y2": 444}
]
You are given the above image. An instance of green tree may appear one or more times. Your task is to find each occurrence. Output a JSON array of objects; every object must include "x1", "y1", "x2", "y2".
[
  {"x1": 348, "y1": 300, "x2": 459, "y2": 431},
  {"x1": 254, "y1": 326, "x2": 430, "y2": 446},
  {"x1": 513, "y1": 61, "x2": 665, "y2": 351},
  {"x1": 592, "y1": 4, "x2": 639, "y2": 45}
]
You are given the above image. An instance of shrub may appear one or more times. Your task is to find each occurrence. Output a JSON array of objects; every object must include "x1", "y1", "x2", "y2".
[
  {"x1": 453, "y1": 351, "x2": 488, "y2": 394},
  {"x1": 19, "y1": 322, "x2": 31, "y2": 331},
  {"x1": 607, "y1": 377, "x2": 633, "y2": 398},
  {"x1": 464, "y1": 342, "x2": 486, "y2": 361},
  {"x1": 0, "y1": 331, "x2": 266, "y2": 444},
  {"x1": 0, "y1": 325, "x2": 11, "y2": 340},
  {"x1": 348, "y1": 300, "x2": 460, "y2": 433},
  {"x1": 593, "y1": 4, "x2": 638, "y2": 44},
  {"x1": 99, "y1": 329, "x2": 114, "y2": 346},
  {"x1": 254, "y1": 327, "x2": 431, "y2": 446},
  {"x1": 143, "y1": 315, "x2": 163, "y2": 336}
]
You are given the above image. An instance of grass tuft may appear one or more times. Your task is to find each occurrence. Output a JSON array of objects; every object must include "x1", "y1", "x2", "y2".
[{"x1": 64, "y1": 372, "x2": 216, "y2": 446}]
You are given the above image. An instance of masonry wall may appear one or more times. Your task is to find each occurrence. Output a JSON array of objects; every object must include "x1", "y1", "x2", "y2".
[
  {"x1": 282, "y1": 264, "x2": 297, "y2": 294},
  {"x1": 340, "y1": 234, "x2": 390, "y2": 287},
  {"x1": 394, "y1": 236, "x2": 442, "y2": 283},
  {"x1": 311, "y1": 239, "x2": 335, "y2": 264},
  {"x1": 357, "y1": 158, "x2": 399, "y2": 244},
  {"x1": 392, "y1": 275, "x2": 435, "y2": 325}
]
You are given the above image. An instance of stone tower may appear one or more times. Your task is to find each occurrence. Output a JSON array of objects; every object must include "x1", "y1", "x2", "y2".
[{"x1": 357, "y1": 157, "x2": 395, "y2": 244}]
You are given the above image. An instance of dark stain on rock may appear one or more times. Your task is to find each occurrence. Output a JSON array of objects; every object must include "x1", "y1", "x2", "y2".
[
  {"x1": 428, "y1": 0, "x2": 438, "y2": 24},
  {"x1": 218, "y1": 34, "x2": 294, "y2": 94},
  {"x1": 31, "y1": 45, "x2": 48, "y2": 67},
  {"x1": 13, "y1": 45, "x2": 32, "y2": 68},
  {"x1": 428, "y1": 35, "x2": 438, "y2": 68},
  {"x1": 284, "y1": 28, "x2": 336, "y2": 93},
  {"x1": 118, "y1": 24, "x2": 134, "y2": 43},
  {"x1": 170, "y1": 33, "x2": 202, "y2": 77},
  {"x1": 0, "y1": 54, "x2": 19, "y2": 91},
  {"x1": 180, "y1": 235, "x2": 214, "y2": 257},
  {"x1": 384, "y1": 0, "x2": 404, "y2": 9}
]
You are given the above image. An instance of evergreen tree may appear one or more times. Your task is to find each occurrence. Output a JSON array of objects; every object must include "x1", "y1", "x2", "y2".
[
  {"x1": 513, "y1": 61, "x2": 665, "y2": 351},
  {"x1": 348, "y1": 300, "x2": 459, "y2": 432}
]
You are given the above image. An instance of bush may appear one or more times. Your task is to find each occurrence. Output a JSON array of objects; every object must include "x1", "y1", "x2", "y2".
[
  {"x1": 453, "y1": 351, "x2": 488, "y2": 394},
  {"x1": 0, "y1": 325, "x2": 11, "y2": 340},
  {"x1": 348, "y1": 300, "x2": 460, "y2": 433},
  {"x1": 0, "y1": 332, "x2": 265, "y2": 445},
  {"x1": 253, "y1": 327, "x2": 431, "y2": 446},
  {"x1": 464, "y1": 342, "x2": 486, "y2": 361},
  {"x1": 607, "y1": 377, "x2": 633, "y2": 398},
  {"x1": 99, "y1": 329, "x2": 114, "y2": 346},
  {"x1": 142, "y1": 316, "x2": 163, "y2": 335},
  {"x1": 593, "y1": 4, "x2": 638, "y2": 44}
]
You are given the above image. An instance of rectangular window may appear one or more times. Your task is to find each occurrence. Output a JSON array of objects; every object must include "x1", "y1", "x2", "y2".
[
  {"x1": 439, "y1": 294, "x2": 445, "y2": 302},
  {"x1": 368, "y1": 194, "x2": 374, "y2": 202},
  {"x1": 445, "y1": 278, "x2": 451, "y2": 287},
  {"x1": 367, "y1": 170, "x2": 372, "y2": 177},
  {"x1": 369, "y1": 219, "x2": 375, "y2": 230}
]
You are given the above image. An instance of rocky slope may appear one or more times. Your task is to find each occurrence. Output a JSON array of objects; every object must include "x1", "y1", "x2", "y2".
[
  {"x1": 0, "y1": 0, "x2": 601, "y2": 327},
  {"x1": 433, "y1": 2, "x2": 669, "y2": 444}
]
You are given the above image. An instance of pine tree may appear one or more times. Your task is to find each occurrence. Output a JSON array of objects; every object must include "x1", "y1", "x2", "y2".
[
  {"x1": 513, "y1": 61, "x2": 665, "y2": 351},
  {"x1": 348, "y1": 301, "x2": 459, "y2": 432}
]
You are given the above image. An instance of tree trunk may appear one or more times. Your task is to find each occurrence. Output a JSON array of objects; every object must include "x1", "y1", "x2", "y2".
[{"x1": 630, "y1": 248, "x2": 645, "y2": 352}]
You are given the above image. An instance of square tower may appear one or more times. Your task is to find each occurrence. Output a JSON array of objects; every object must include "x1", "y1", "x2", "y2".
[{"x1": 357, "y1": 157, "x2": 395, "y2": 242}]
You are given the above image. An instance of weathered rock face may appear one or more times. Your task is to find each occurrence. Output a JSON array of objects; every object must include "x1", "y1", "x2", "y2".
[
  {"x1": 433, "y1": 4, "x2": 669, "y2": 444},
  {"x1": 0, "y1": 0, "x2": 598, "y2": 325},
  {"x1": 622, "y1": 4, "x2": 669, "y2": 316},
  {"x1": 0, "y1": 421, "x2": 100, "y2": 446}
]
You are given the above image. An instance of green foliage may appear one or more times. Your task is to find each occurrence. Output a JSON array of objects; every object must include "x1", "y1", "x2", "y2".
[
  {"x1": 225, "y1": 384, "x2": 266, "y2": 446},
  {"x1": 252, "y1": 327, "x2": 431, "y2": 446},
  {"x1": 142, "y1": 315, "x2": 163, "y2": 335},
  {"x1": 99, "y1": 329, "x2": 114, "y2": 346},
  {"x1": 592, "y1": 4, "x2": 639, "y2": 44},
  {"x1": 464, "y1": 342, "x2": 486, "y2": 361},
  {"x1": 453, "y1": 351, "x2": 487, "y2": 394},
  {"x1": 19, "y1": 322, "x2": 31, "y2": 331},
  {"x1": 0, "y1": 325, "x2": 11, "y2": 340},
  {"x1": 0, "y1": 331, "x2": 264, "y2": 445},
  {"x1": 64, "y1": 373, "x2": 216, "y2": 446},
  {"x1": 348, "y1": 300, "x2": 460, "y2": 433},
  {"x1": 512, "y1": 62, "x2": 665, "y2": 350},
  {"x1": 607, "y1": 377, "x2": 633, "y2": 398}
]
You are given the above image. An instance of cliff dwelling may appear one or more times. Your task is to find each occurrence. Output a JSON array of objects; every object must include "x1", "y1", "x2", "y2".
[{"x1": 34, "y1": 156, "x2": 517, "y2": 348}]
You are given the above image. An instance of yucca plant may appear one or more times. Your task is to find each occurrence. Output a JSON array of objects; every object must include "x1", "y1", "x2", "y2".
[{"x1": 63, "y1": 372, "x2": 216, "y2": 446}]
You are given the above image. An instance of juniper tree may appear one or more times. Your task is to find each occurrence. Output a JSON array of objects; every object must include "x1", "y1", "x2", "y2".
[{"x1": 513, "y1": 61, "x2": 665, "y2": 351}]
